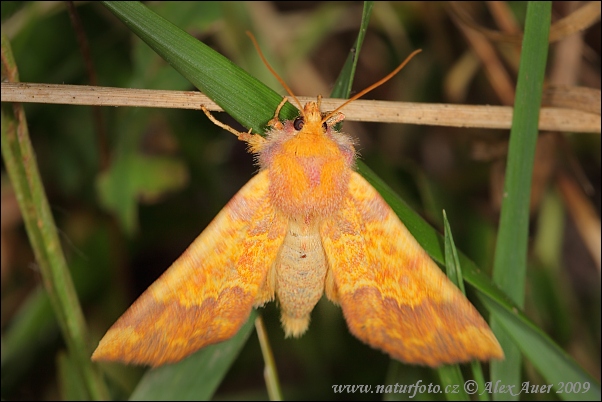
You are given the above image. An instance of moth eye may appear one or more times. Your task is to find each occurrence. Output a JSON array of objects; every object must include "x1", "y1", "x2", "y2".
[
  {"x1": 293, "y1": 117, "x2": 304, "y2": 131},
  {"x1": 322, "y1": 122, "x2": 328, "y2": 131}
]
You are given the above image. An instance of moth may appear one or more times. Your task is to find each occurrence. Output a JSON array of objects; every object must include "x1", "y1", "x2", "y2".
[{"x1": 92, "y1": 39, "x2": 503, "y2": 368}]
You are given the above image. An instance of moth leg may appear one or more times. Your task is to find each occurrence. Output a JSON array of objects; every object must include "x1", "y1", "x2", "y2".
[
  {"x1": 273, "y1": 97, "x2": 288, "y2": 119},
  {"x1": 325, "y1": 112, "x2": 345, "y2": 127},
  {"x1": 201, "y1": 105, "x2": 249, "y2": 137},
  {"x1": 267, "y1": 97, "x2": 288, "y2": 130},
  {"x1": 201, "y1": 105, "x2": 265, "y2": 150}
]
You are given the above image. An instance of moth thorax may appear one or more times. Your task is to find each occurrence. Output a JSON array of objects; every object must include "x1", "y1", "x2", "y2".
[{"x1": 268, "y1": 156, "x2": 351, "y2": 218}]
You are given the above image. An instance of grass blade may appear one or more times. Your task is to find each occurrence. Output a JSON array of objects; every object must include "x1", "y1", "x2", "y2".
[
  {"x1": 1, "y1": 33, "x2": 109, "y2": 400},
  {"x1": 490, "y1": 3, "x2": 552, "y2": 399},
  {"x1": 437, "y1": 211, "x2": 471, "y2": 402},
  {"x1": 330, "y1": 1, "x2": 374, "y2": 99},
  {"x1": 102, "y1": 1, "x2": 296, "y2": 134}
]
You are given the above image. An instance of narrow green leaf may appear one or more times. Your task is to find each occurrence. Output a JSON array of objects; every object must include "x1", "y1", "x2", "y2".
[
  {"x1": 481, "y1": 295, "x2": 600, "y2": 401},
  {"x1": 438, "y1": 211, "x2": 469, "y2": 401},
  {"x1": 441, "y1": 210, "x2": 486, "y2": 402},
  {"x1": 443, "y1": 210, "x2": 465, "y2": 293},
  {"x1": 330, "y1": 1, "x2": 374, "y2": 99},
  {"x1": 1, "y1": 33, "x2": 109, "y2": 400},
  {"x1": 437, "y1": 365, "x2": 468, "y2": 401},
  {"x1": 102, "y1": 1, "x2": 297, "y2": 134},
  {"x1": 490, "y1": 3, "x2": 551, "y2": 399}
]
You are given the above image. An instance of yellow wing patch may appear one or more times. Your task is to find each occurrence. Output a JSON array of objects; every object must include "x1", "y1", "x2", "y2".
[
  {"x1": 92, "y1": 171, "x2": 287, "y2": 366},
  {"x1": 321, "y1": 172, "x2": 503, "y2": 367}
]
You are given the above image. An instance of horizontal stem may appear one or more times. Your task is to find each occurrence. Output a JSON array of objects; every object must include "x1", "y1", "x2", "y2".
[{"x1": 2, "y1": 82, "x2": 599, "y2": 133}]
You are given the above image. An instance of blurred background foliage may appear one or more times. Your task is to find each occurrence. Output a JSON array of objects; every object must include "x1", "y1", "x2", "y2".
[{"x1": 1, "y1": 1, "x2": 600, "y2": 400}]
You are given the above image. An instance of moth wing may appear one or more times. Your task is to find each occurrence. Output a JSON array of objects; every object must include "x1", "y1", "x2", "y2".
[
  {"x1": 321, "y1": 172, "x2": 503, "y2": 367},
  {"x1": 92, "y1": 170, "x2": 287, "y2": 366}
]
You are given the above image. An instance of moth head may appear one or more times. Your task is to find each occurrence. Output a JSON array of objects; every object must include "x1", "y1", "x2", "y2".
[{"x1": 287, "y1": 101, "x2": 328, "y2": 139}]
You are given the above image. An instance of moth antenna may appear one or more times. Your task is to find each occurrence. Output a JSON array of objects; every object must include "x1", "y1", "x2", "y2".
[
  {"x1": 246, "y1": 31, "x2": 303, "y2": 112},
  {"x1": 322, "y1": 49, "x2": 422, "y2": 124}
]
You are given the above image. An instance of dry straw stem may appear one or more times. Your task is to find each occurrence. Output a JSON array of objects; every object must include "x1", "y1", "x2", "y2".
[{"x1": 2, "y1": 82, "x2": 600, "y2": 134}]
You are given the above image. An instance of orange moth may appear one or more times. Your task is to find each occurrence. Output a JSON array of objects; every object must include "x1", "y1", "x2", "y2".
[{"x1": 92, "y1": 37, "x2": 503, "y2": 368}]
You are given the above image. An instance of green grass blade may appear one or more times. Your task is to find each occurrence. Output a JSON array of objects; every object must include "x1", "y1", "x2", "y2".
[
  {"x1": 1, "y1": 33, "x2": 109, "y2": 400},
  {"x1": 480, "y1": 296, "x2": 600, "y2": 401},
  {"x1": 490, "y1": 3, "x2": 551, "y2": 399},
  {"x1": 437, "y1": 211, "x2": 470, "y2": 401},
  {"x1": 330, "y1": 1, "x2": 374, "y2": 99},
  {"x1": 443, "y1": 211, "x2": 489, "y2": 401},
  {"x1": 101, "y1": 1, "x2": 297, "y2": 134},
  {"x1": 443, "y1": 210, "x2": 466, "y2": 293}
]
